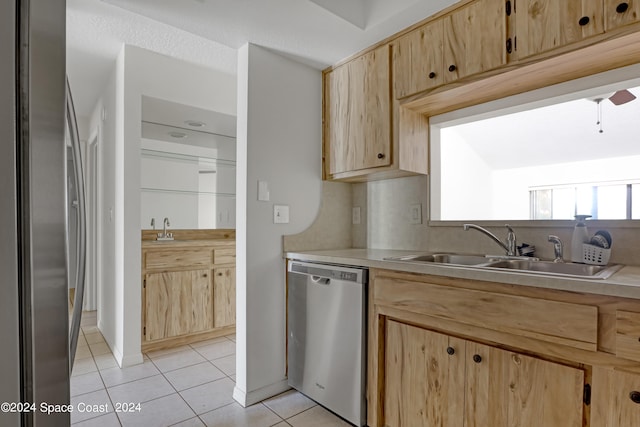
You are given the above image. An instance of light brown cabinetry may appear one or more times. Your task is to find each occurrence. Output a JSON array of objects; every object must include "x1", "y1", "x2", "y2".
[
  {"x1": 606, "y1": 0, "x2": 640, "y2": 30},
  {"x1": 142, "y1": 242, "x2": 235, "y2": 351},
  {"x1": 442, "y1": 0, "x2": 506, "y2": 82},
  {"x1": 324, "y1": 45, "x2": 391, "y2": 176},
  {"x1": 368, "y1": 268, "x2": 640, "y2": 427},
  {"x1": 383, "y1": 319, "x2": 584, "y2": 427}
]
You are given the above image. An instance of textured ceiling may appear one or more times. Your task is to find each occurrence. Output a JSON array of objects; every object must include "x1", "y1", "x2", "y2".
[{"x1": 67, "y1": 0, "x2": 458, "y2": 118}]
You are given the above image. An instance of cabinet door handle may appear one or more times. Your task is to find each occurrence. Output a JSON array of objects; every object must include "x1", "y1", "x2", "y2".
[
  {"x1": 446, "y1": 346, "x2": 455, "y2": 355},
  {"x1": 203, "y1": 274, "x2": 208, "y2": 277},
  {"x1": 377, "y1": 153, "x2": 385, "y2": 159},
  {"x1": 578, "y1": 16, "x2": 590, "y2": 26},
  {"x1": 472, "y1": 354, "x2": 482, "y2": 363},
  {"x1": 448, "y1": 64, "x2": 457, "y2": 72},
  {"x1": 616, "y1": 2, "x2": 629, "y2": 13},
  {"x1": 428, "y1": 71, "x2": 436, "y2": 79},
  {"x1": 630, "y1": 391, "x2": 640, "y2": 404},
  {"x1": 506, "y1": 38, "x2": 512, "y2": 54},
  {"x1": 506, "y1": 0, "x2": 512, "y2": 16}
]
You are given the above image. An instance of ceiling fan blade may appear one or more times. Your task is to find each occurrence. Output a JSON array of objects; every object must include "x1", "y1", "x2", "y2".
[{"x1": 608, "y1": 89, "x2": 636, "y2": 105}]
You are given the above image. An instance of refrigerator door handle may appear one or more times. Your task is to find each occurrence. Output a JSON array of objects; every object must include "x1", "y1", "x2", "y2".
[{"x1": 66, "y1": 77, "x2": 87, "y2": 372}]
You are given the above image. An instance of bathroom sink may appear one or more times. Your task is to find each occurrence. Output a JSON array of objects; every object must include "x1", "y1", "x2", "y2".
[
  {"x1": 384, "y1": 253, "x2": 494, "y2": 266},
  {"x1": 484, "y1": 259, "x2": 623, "y2": 279}
]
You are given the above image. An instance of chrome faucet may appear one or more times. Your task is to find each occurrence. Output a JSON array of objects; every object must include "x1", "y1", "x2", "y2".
[
  {"x1": 463, "y1": 224, "x2": 517, "y2": 256},
  {"x1": 150, "y1": 218, "x2": 155, "y2": 230},
  {"x1": 548, "y1": 235, "x2": 564, "y2": 263},
  {"x1": 156, "y1": 217, "x2": 174, "y2": 241}
]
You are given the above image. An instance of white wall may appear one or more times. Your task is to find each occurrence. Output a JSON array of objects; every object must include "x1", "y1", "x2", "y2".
[
  {"x1": 235, "y1": 43, "x2": 323, "y2": 405},
  {"x1": 89, "y1": 44, "x2": 237, "y2": 367}
]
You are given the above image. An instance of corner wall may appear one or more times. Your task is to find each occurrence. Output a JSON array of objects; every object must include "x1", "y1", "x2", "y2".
[{"x1": 235, "y1": 43, "x2": 323, "y2": 405}]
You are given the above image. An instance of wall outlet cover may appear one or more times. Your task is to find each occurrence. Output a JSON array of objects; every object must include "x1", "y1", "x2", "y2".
[
  {"x1": 258, "y1": 180, "x2": 270, "y2": 201},
  {"x1": 274, "y1": 204, "x2": 290, "y2": 224},
  {"x1": 409, "y1": 203, "x2": 422, "y2": 224}
]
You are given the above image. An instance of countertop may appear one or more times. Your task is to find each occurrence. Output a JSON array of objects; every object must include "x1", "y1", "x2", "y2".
[
  {"x1": 142, "y1": 239, "x2": 235, "y2": 249},
  {"x1": 285, "y1": 248, "x2": 640, "y2": 300}
]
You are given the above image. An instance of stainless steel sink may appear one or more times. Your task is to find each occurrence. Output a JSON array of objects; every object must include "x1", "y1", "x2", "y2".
[
  {"x1": 384, "y1": 253, "x2": 622, "y2": 280},
  {"x1": 484, "y1": 259, "x2": 623, "y2": 279},
  {"x1": 384, "y1": 253, "x2": 494, "y2": 266}
]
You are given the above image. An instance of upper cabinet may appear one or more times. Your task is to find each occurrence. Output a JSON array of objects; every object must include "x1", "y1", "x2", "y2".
[
  {"x1": 393, "y1": 20, "x2": 444, "y2": 99},
  {"x1": 606, "y1": 0, "x2": 640, "y2": 29},
  {"x1": 513, "y1": 0, "x2": 604, "y2": 60},
  {"x1": 442, "y1": 0, "x2": 507, "y2": 83},
  {"x1": 324, "y1": 45, "x2": 392, "y2": 176}
]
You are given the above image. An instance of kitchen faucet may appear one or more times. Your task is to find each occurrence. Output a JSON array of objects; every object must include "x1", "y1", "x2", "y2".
[
  {"x1": 548, "y1": 235, "x2": 564, "y2": 263},
  {"x1": 463, "y1": 224, "x2": 517, "y2": 256}
]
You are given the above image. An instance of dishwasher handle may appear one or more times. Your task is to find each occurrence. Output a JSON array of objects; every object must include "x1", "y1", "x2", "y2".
[{"x1": 310, "y1": 276, "x2": 331, "y2": 285}]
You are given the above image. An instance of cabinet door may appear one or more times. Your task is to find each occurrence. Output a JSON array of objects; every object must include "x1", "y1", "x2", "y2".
[
  {"x1": 443, "y1": 0, "x2": 506, "y2": 83},
  {"x1": 326, "y1": 45, "x2": 391, "y2": 175},
  {"x1": 145, "y1": 269, "x2": 213, "y2": 341},
  {"x1": 516, "y1": 0, "x2": 604, "y2": 59},
  {"x1": 384, "y1": 320, "x2": 465, "y2": 427},
  {"x1": 465, "y1": 341, "x2": 584, "y2": 427},
  {"x1": 393, "y1": 20, "x2": 444, "y2": 99},
  {"x1": 592, "y1": 368, "x2": 640, "y2": 426},
  {"x1": 213, "y1": 267, "x2": 235, "y2": 328},
  {"x1": 606, "y1": 0, "x2": 640, "y2": 29}
]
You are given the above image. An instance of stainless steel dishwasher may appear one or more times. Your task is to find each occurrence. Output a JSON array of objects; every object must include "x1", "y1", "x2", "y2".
[{"x1": 287, "y1": 260, "x2": 368, "y2": 427}]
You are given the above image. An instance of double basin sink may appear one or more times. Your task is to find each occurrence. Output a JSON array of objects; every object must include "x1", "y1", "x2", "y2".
[{"x1": 384, "y1": 253, "x2": 622, "y2": 280}]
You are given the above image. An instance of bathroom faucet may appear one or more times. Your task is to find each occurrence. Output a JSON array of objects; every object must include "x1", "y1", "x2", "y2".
[
  {"x1": 548, "y1": 235, "x2": 564, "y2": 263},
  {"x1": 463, "y1": 224, "x2": 517, "y2": 256},
  {"x1": 150, "y1": 218, "x2": 155, "y2": 230},
  {"x1": 156, "y1": 217, "x2": 174, "y2": 240}
]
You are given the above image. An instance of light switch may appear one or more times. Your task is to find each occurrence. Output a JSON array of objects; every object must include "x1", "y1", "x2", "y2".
[
  {"x1": 258, "y1": 180, "x2": 270, "y2": 201},
  {"x1": 274, "y1": 205, "x2": 290, "y2": 224}
]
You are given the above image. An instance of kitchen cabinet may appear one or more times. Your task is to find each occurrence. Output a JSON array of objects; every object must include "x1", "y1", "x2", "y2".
[
  {"x1": 513, "y1": 0, "x2": 604, "y2": 60},
  {"x1": 384, "y1": 320, "x2": 584, "y2": 427},
  {"x1": 592, "y1": 367, "x2": 640, "y2": 426},
  {"x1": 393, "y1": 20, "x2": 444, "y2": 99},
  {"x1": 141, "y1": 239, "x2": 236, "y2": 351},
  {"x1": 606, "y1": 0, "x2": 640, "y2": 30},
  {"x1": 442, "y1": 0, "x2": 506, "y2": 83},
  {"x1": 324, "y1": 45, "x2": 391, "y2": 176}
]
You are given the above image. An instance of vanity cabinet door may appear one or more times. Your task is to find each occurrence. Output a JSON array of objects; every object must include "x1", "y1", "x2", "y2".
[
  {"x1": 384, "y1": 320, "x2": 465, "y2": 427},
  {"x1": 605, "y1": 0, "x2": 640, "y2": 30},
  {"x1": 393, "y1": 19, "x2": 444, "y2": 99},
  {"x1": 213, "y1": 267, "x2": 236, "y2": 328},
  {"x1": 515, "y1": 0, "x2": 604, "y2": 60},
  {"x1": 465, "y1": 341, "x2": 584, "y2": 427},
  {"x1": 325, "y1": 45, "x2": 392, "y2": 176},
  {"x1": 442, "y1": 0, "x2": 506, "y2": 83},
  {"x1": 144, "y1": 269, "x2": 213, "y2": 341}
]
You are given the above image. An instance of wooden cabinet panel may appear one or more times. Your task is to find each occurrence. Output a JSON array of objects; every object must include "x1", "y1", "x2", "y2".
[
  {"x1": 213, "y1": 248, "x2": 235, "y2": 265},
  {"x1": 375, "y1": 276, "x2": 598, "y2": 350},
  {"x1": 214, "y1": 267, "x2": 236, "y2": 328},
  {"x1": 145, "y1": 269, "x2": 213, "y2": 341},
  {"x1": 465, "y1": 341, "x2": 584, "y2": 427},
  {"x1": 592, "y1": 367, "x2": 640, "y2": 426},
  {"x1": 325, "y1": 45, "x2": 391, "y2": 175},
  {"x1": 384, "y1": 320, "x2": 465, "y2": 427},
  {"x1": 515, "y1": 0, "x2": 604, "y2": 59},
  {"x1": 145, "y1": 249, "x2": 212, "y2": 270},
  {"x1": 605, "y1": 0, "x2": 640, "y2": 30},
  {"x1": 443, "y1": 0, "x2": 506, "y2": 82},
  {"x1": 393, "y1": 20, "x2": 444, "y2": 99},
  {"x1": 617, "y1": 310, "x2": 640, "y2": 362}
]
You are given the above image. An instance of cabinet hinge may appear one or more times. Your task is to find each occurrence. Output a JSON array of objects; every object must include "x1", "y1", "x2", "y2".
[
  {"x1": 143, "y1": 279, "x2": 146, "y2": 289},
  {"x1": 583, "y1": 384, "x2": 591, "y2": 405},
  {"x1": 143, "y1": 326, "x2": 146, "y2": 336},
  {"x1": 506, "y1": 0, "x2": 512, "y2": 16}
]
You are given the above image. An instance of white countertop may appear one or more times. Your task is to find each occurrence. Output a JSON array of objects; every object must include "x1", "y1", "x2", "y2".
[{"x1": 285, "y1": 248, "x2": 640, "y2": 300}]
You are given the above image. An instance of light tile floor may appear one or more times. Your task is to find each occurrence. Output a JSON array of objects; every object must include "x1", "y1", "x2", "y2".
[{"x1": 71, "y1": 312, "x2": 351, "y2": 426}]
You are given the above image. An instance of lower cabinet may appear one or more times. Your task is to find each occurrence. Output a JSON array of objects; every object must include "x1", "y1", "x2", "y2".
[
  {"x1": 592, "y1": 367, "x2": 640, "y2": 426},
  {"x1": 384, "y1": 320, "x2": 585, "y2": 427},
  {"x1": 213, "y1": 267, "x2": 236, "y2": 328},
  {"x1": 145, "y1": 269, "x2": 213, "y2": 341}
]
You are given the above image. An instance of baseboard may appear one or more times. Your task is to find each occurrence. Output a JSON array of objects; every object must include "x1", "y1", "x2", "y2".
[
  {"x1": 112, "y1": 345, "x2": 144, "y2": 368},
  {"x1": 233, "y1": 379, "x2": 290, "y2": 407}
]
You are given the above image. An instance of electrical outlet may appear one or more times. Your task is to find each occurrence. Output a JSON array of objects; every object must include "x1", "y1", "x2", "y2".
[
  {"x1": 352, "y1": 207, "x2": 361, "y2": 225},
  {"x1": 409, "y1": 203, "x2": 422, "y2": 224}
]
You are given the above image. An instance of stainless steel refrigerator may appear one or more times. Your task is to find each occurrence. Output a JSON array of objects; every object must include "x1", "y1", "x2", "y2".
[{"x1": 1, "y1": 1, "x2": 87, "y2": 425}]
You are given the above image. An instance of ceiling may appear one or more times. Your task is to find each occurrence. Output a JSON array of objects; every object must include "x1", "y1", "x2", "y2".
[{"x1": 67, "y1": 0, "x2": 458, "y2": 119}]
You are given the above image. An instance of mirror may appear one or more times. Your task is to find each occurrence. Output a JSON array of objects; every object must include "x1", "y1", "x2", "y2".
[
  {"x1": 430, "y1": 64, "x2": 640, "y2": 222},
  {"x1": 140, "y1": 96, "x2": 236, "y2": 229}
]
